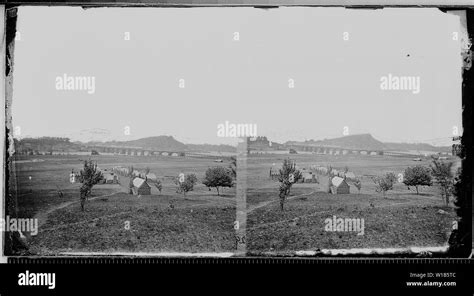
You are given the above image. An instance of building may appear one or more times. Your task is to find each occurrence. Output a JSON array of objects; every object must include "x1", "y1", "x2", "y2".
[
  {"x1": 132, "y1": 178, "x2": 151, "y2": 195},
  {"x1": 330, "y1": 176, "x2": 350, "y2": 194}
]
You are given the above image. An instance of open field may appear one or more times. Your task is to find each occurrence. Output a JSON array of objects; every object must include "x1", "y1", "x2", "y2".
[
  {"x1": 12, "y1": 154, "x2": 236, "y2": 255},
  {"x1": 246, "y1": 153, "x2": 459, "y2": 254}
]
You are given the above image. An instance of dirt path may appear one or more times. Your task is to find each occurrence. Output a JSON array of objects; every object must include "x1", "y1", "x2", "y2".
[
  {"x1": 34, "y1": 192, "x2": 120, "y2": 230},
  {"x1": 246, "y1": 191, "x2": 315, "y2": 213}
]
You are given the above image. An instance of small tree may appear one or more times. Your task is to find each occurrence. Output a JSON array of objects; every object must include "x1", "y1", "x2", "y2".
[
  {"x1": 78, "y1": 160, "x2": 103, "y2": 211},
  {"x1": 175, "y1": 173, "x2": 198, "y2": 196},
  {"x1": 430, "y1": 159, "x2": 454, "y2": 205},
  {"x1": 373, "y1": 172, "x2": 397, "y2": 197},
  {"x1": 127, "y1": 166, "x2": 134, "y2": 177},
  {"x1": 154, "y1": 180, "x2": 163, "y2": 194},
  {"x1": 327, "y1": 165, "x2": 333, "y2": 176},
  {"x1": 277, "y1": 158, "x2": 302, "y2": 211},
  {"x1": 229, "y1": 156, "x2": 237, "y2": 179},
  {"x1": 403, "y1": 165, "x2": 432, "y2": 195},
  {"x1": 203, "y1": 167, "x2": 234, "y2": 196},
  {"x1": 128, "y1": 177, "x2": 134, "y2": 194},
  {"x1": 353, "y1": 179, "x2": 362, "y2": 194}
]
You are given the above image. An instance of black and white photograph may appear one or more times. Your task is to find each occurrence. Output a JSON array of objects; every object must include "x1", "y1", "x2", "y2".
[{"x1": 1, "y1": 3, "x2": 472, "y2": 264}]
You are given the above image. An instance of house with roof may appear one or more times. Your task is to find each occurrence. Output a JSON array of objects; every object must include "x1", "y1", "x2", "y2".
[
  {"x1": 132, "y1": 177, "x2": 151, "y2": 195},
  {"x1": 330, "y1": 176, "x2": 350, "y2": 194}
]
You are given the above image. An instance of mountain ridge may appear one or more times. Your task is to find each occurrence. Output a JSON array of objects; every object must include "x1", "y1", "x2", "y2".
[{"x1": 285, "y1": 133, "x2": 451, "y2": 152}]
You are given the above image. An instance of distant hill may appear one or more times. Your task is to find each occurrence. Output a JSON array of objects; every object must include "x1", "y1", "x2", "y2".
[
  {"x1": 383, "y1": 142, "x2": 451, "y2": 153},
  {"x1": 93, "y1": 136, "x2": 187, "y2": 151},
  {"x1": 286, "y1": 134, "x2": 450, "y2": 152},
  {"x1": 15, "y1": 137, "x2": 81, "y2": 153},
  {"x1": 86, "y1": 136, "x2": 237, "y2": 152},
  {"x1": 286, "y1": 134, "x2": 385, "y2": 151}
]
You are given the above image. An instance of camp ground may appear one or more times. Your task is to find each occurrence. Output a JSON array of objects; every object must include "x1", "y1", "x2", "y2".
[
  {"x1": 13, "y1": 154, "x2": 236, "y2": 254},
  {"x1": 246, "y1": 152, "x2": 459, "y2": 254}
]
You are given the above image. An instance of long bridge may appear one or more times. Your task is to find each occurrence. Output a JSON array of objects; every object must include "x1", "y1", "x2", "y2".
[
  {"x1": 283, "y1": 144, "x2": 384, "y2": 156},
  {"x1": 86, "y1": 145, "x2": 186, "y2": 157}
]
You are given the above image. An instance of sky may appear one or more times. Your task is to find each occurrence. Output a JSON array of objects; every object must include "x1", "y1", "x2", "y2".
[{"x1": 11, "y1": 7, "x2": 463, "y2": 146}]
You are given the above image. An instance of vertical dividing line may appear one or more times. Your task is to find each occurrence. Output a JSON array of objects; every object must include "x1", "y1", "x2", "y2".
[
  {"x1": 4, "y1": 7, "x2": 18, "y2": 259},
  {"x1": 235, "y1": 137, "x2": 247, "y2": 256},
  {"x1": 0, "y1": 5, "x2": 6, "y2": 263}
]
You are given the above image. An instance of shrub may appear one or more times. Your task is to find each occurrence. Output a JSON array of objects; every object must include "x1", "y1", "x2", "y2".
[
  {"x1": 353, "y1": 179, "x2": 362, "y2": 193},
  {"x1": 175, "y1": 173, "x2": 198, "y2": 196},
  {"x1": 373, "y1": 172, "x2": 397, "y2": 197}
]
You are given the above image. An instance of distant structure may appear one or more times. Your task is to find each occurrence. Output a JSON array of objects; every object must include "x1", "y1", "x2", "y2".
[
  {"x1": 103, "y1": 173, "x2": 118, "y2": 184},
  {"x1": 132, "y1": 178, "x2": 151, "y2": 195},
  {"x1": 330, "y1": 177, "x2": 350, "y2": 194},
  {"x1": 247, "y1": 136, "x2": 284, "y2": 154},
  {"x1": 299, "y1": 172, "x2": 317, "y2": 183},
  {"x1": 269, "y1": 167, "x2": 280, "y2": 180}
]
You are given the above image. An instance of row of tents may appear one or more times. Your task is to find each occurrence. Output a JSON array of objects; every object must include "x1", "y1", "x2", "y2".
[
  {"x1": 111, "y1": 166, "x2": 158, "y2": 183},
  {"x1": 69, "y1": 168, "x2": 119, "y2": 185},
  {"x1": 269, "y1": 168, "x2": 318, "y2": 183},
  {"x1": 270, "y1": 165, "x2": 358, "y2": 183},
  {"x1": 268, "y1": 166, "x2": 352, "y2": 194},
  {"x1": 111, "y1": 166, "x2": 160, "y2": 196},
  {"x1": 310, "y1": 165, "x2": 357, "y2": 181}
]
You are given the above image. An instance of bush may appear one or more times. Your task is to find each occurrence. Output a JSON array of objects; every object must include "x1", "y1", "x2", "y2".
[
  {"x1": 373, "y1": 172, "x2": 397, "y2": 197},
  {"x1": 403, "y1": 165, "x2": 432, "y2": 195},
  {"x1": 175, "y1": 173, "x2": 198, "y2": 196},
  {"x1": 154, "y1": 180, "x2": 163, "y2": 194},
  {"x1": 353, "y1": 179, "x2": 362, "y2": 193}
]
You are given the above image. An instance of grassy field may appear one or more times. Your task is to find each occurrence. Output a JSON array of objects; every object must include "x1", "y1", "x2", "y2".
[
  {"x1": 10, "y1": 152, "x2": 461, "y2": 256},
  {"x1": 12, "y1": 154, "x2": 236, "y2": 255},
  {"x1": 246, "y1": 153, "x2": 459, "y2": 254}
]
